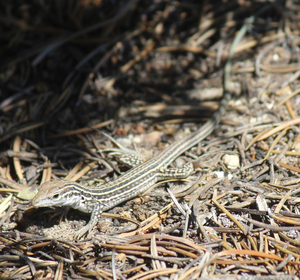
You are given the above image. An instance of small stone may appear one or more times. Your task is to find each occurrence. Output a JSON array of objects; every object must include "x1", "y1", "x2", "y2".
[
  {"x1": 135, "y1": 124, "x2": 146, "y2": 134},
  {"x1": 294, "y1": 143, "x2": 300, "y2": 152},
  {"x1": 275, "y1": 85, "x2": 291, "y2": 96},
  {"x1": 213, "y1": 171, "x2": 224, "y2": 178},
  {"x1": 223, "y1": 154, "x2": 240, "y2": 170},
  {"x1": 144, "y1": 131, "x2": 162, "y2": 145},
  {"x1": 166, "y1": 126, "x2": 175, "y2": 135}
]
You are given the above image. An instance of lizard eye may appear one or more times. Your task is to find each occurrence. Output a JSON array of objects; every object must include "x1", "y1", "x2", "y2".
[{"x1": 52, "y1": 194, "x2": 60, "y2": 199}]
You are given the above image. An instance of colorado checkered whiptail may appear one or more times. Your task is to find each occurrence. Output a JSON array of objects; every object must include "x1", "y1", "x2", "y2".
[{"x1": 31, "y1": 16, "x2": 254, "y2": 239}]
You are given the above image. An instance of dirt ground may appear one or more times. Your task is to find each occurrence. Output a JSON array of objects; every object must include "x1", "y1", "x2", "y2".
[{"x1": 1, "y1": 0, "x2": 300, "y2": 279}]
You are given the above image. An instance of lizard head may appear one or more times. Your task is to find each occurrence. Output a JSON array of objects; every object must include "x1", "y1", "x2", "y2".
[{"x1": 31, "y1": 180, "x2": 84, "y2": 209}]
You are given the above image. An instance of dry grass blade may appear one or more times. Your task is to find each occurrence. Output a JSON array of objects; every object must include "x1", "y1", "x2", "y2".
[
  {"x1": 273, "y1": 214, "x2": 300, "y2": 226},
  {"x1": 0, "y1": 194, "x2": 12, "y2": 217},
  {"x1": 217, "y1": 249, "x2": 300, "y2": 266},
  {"x1": 128, "y1": 233, "x2": 206, "y2": 252},
  {"x1": 212, "y1": 199, "x2": 257, "y2": 251},
  {"x1": 244, "y1": 217, "x2": 300, "y2": 232},
  {"x1": 275, "y1": 87, "x2": 300, "y2": 109},
  {"x1": 0, "y1": 177, "x2": 27, "y2": 191},
  {"x1": 50, "y1": 119, "x2": 114, "y2": 138},
  {"x1": 257, "y1": 119, "x2": 300, "y2": 141},
  {"x1": 127, "y1": 268, "x2": 179, "y2": 280},
  {"x1": 263, "y1": 128, "x2": 289, "y2": 161},
  {"x1": 12, "y1": 136, "x2": 23, "y2": 182},
  {"x1": 277, "y1": 161, "x2": 300, "y2": 173},
  {"x1": 0, "y1": 122, "x2": 45, "y2": 144},
  {"x1": 54, "y1": 260, "x2": 64, "y2": 280}
]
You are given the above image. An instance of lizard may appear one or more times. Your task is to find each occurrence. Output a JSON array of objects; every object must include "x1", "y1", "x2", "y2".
[{"x1": 31, "y1": 16, "x2": 255, "y2": 239}]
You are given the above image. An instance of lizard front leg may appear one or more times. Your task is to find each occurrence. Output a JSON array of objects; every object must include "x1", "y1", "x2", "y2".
[{"x1": 74, "y1": 201, "x2": 104, "y2": 239}]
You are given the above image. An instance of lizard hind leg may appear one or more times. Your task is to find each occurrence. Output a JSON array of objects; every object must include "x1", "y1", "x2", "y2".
[
  {"x1": 157, "y1": 162, "x2": 194, "y2": 180},
  {"x1": 100, "y1": 131, "x2": 137, "y2": 155},
  {"x1": 100, "y1": 131, "x2": 146, "y2": 168}
]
